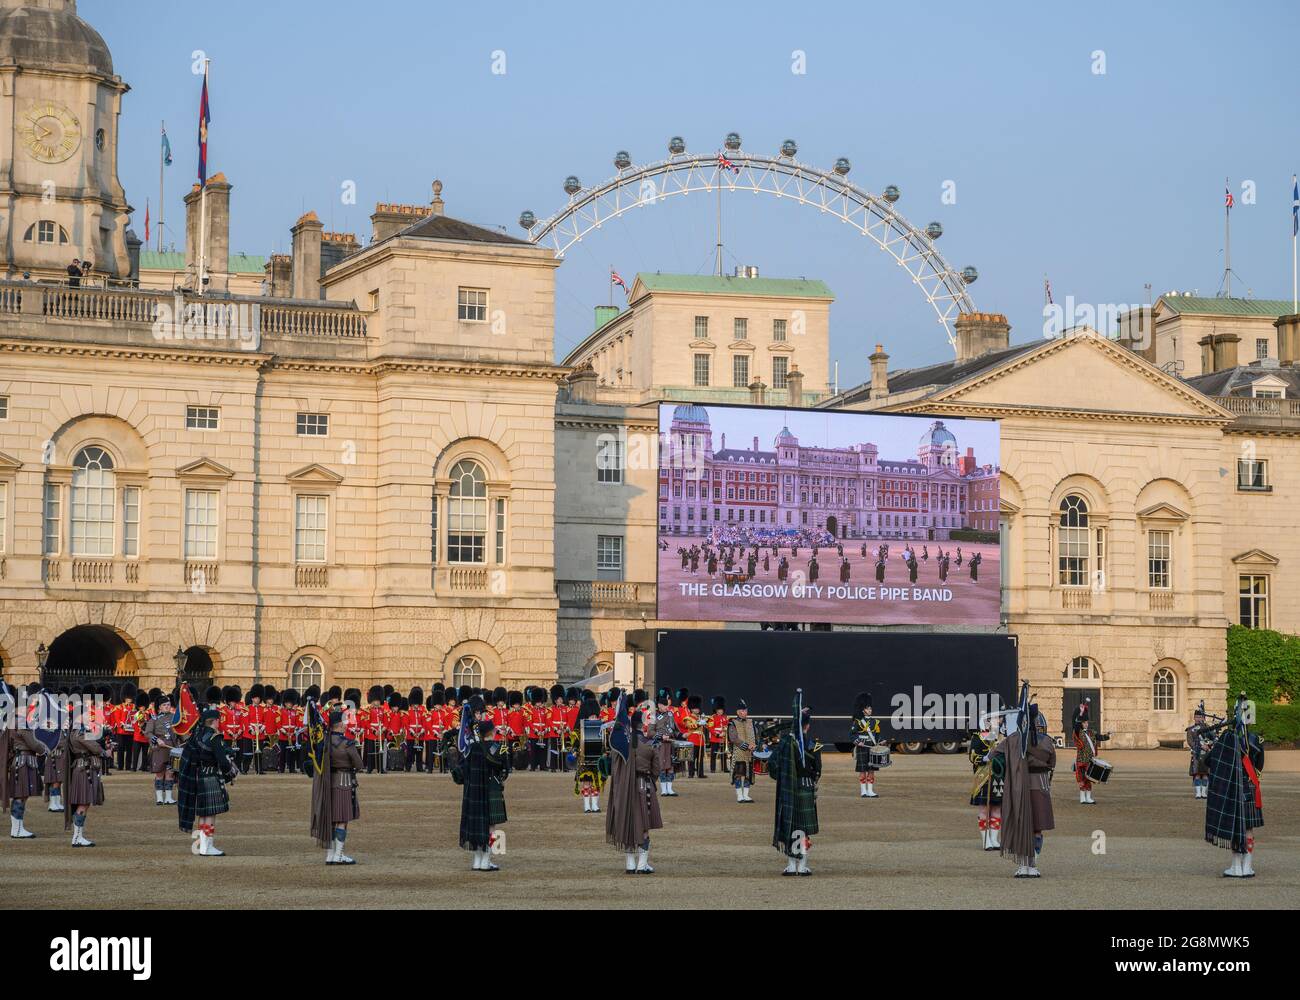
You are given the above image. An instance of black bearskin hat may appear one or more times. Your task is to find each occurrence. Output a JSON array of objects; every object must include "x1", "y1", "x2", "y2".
[
  {"x1": 736, "y1": 699, "x2": 748, "y2": 712},
  {"x1": 304, "y1": 684, "x2": 322, "y2": 702},
  {"x1": 368, "y1": 685, "x2": 384, "y2": 705},
  {"x1": 383, "y1": 684, "x2": 394, "y2": 699},
  {"x1": 530, "y1": 686, "x2": 546, "y2": 705},
  {"x1": 493, "y1": 686, "x2": 508, "y2": 705},
  {"x1": 283, "y1": 688, "x2": 300, "y2": 707},
  {"x1": 409, "y1": 686, "x2": 424, "y2": 706},
  {"x1": 264, "y1": 684, "x2": 279, "y2": 703},
  {"x1": 566, "y1": 686, "x2": 581, "y2": 703},
  {"x1": 578, "y1": 696, "x2": 601, "y2": 721},
  {"x1": 343, "y1": 688, "x2": 361, "y2": 709},
  {"x1": 458, "y1": 684, "x2": 473, "y2": 703},
  {"x1": 633, "y1": 689, "x2": 647, "y2": 705},
  {"x1": 466, "y1": 694, "x2": 486, "y2": 717},
  {"x1": 326, "y1": 685, "x2": 342, "y2": 702},
  {"x1": 687, "y1": 694, "x2": 702, "y2": 712},
  {"x1": 854, "y1": 691, "x2": 872, "y2": 714},
  {"x1": 674, "y1": 687, "x2": 688, "y2": 705},
  {"x1": 248, "y1": 683, "x2": 265, "y2": 702},
  {"x1": 431, "y1": 689, "x2": 445, "y2": 707},
  {"x1": 388, "y1": 692, "x2": 402, "y2": 709},
  {"x1": 508, "y1": 690, "x2": 523, "y2": 707},
  {"x1": 223, "y1": 685, "x2": 240, "y2": 705},
  {"x1": 549, "y1": 683, "x2": 565, "y2": 704},
  {"x1": 147, "y1": 686, "x2": 163, "y2": 704},
  {"x1": 711, "y1": 695, "x2": 726, "y2": 712},
  {"x1": 599, "y1": 692, "x2": 610, "y2": 708},
  {"x1": 656, "y1": 687, "x2": 670, "y2": 706},
  {"x1": 204, "y1": 685, "x2": 222, "y2": 706},
  {"x1": 432, "y1": 682, "x2": 445, "y2": 693},
  {"x1": 122, "y1": 682, "x2": 138, "y2": 702}
]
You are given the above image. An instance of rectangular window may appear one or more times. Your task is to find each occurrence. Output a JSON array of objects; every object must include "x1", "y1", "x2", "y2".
[
  {"x1": 694, "y1": 316, "x2": 709, "y2": 339},
  {"x1": 0, "y1": 482, "x2": 6, "y2": 554},
  {"x1": 186, "y1": 405, "x2": 219, "y2": 430},
  {"x1": 1238, "y1": 574, "x2": 1268, "y2": 628},
  {"x1": 596, "y1": 435, "x2": 624, "y2": 484},
  {"x1": 457, "y1": 287, "x2": 488, "y2": 322},
  {"x1": 38, "y1": 220, "x2": 56, "y2": 244},
  {"x1": 733, "y1": 317, "x2": 748, "y2": 340},
  {"x1": 494, "y1": 497, "x2": 506, "y2": 563},
  {"x1": 122, "y1": 486, "x2": 140, "y2": 558},
  {"x1": 296, "y1": 412, "x2": 329, "y2": 437},
  {"x1": 693, "y1": 354, "x2": 710, "y2": 387},
  {"x1": 294, "y1": 495, "x2": 328, "y2": 563},
  {"x1": 184, "y1": 489, "x2": 218, "y2": 559},
  {"x1": 43, "y1": 483, "x2": 60, "y2": 555},
  {"x1": 1058, "y1": 525, "x2": 1089, "y2": 587},
  {"x1": 733, "y1": 354, "x2": 749, "y2": 388},
  {"x1": 596, "y1": 534, "x2": 623, "y2": 580},
  {"x1": 0, "y1": 395, "x2": 8, "y2": 419},
  {"x1": 1256, "y1": 338, "x2": 1269, "y2": 360},
  {"x1": 1147, "y1": 529, "x2": 1171, "y2": 589},
  {"x1": 431, "y1": 490, "x2": 438, "y2": 564},
  {"x1": 1236, "y1": 458, "x2": 1268, "y2": 491},
  {"x1": 772, "y1": 318, "x2": 787, "y2": 342},
  {"x1": 772, "y1": 356, "x2": 789, "y2": 389}
]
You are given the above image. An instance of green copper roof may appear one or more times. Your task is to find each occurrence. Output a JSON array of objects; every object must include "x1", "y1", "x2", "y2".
[
  {"x1": 1159, "y1": 296, "x2": 1295, "y2": 318},
  {"x1": 139, "y1": 251, "x2": 268, "y2": 274},
  {"x1": 635, "y1": 272, "x2": 832, "y2": 299}
]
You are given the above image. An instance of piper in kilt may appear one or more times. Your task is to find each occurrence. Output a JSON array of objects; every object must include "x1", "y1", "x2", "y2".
[
  {"x1": 770, "y1": 703, "x2": 821, "y2": 876},
  {"x1": 1205, "y1": 695, "x2": 1264, "y2": 878},
  {"x1": 143, "y1": 692, "x2": 178, "y2": 806},
  {"x1": 605, "y1": 696, "x2": 663, "y2": 874},
  {"x1": 850, "y1": 692, "x2": 883, "y2": 798},
  {"x1": 177, "y1": 708, "x2": 238, "y2": 857},
  {"x1": 651, "y1": 688, "x2": 677, "y2": 797},
  {"x1": 457, "y1": 712, "x2": 508, "y2": 872},
  {"x1": 64, "y1": 711, "x2": 110, "y2": 848},
  {"x1": 1185, "y1": 704, "x2": 1214, "y2": 799},
  {"x1": 310, "y1": 708, "x2": 363, "y2": 865},
  {"x1": 997, "y1": 697, "x2": 1055, "y2": 878},
  {"x1": 44, "y1": 723, "x2": 66, "y2": 813},
  {"x1": 726, "y1": 700, "x2": 758, "y2": 804},
  {"x1": 1, "y1": 685, "x2": 47, "y2": 839}
]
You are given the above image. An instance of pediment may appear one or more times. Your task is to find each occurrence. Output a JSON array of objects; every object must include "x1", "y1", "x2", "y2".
[
  {"x1": 286, "y1": 463, "x2": 344, "y2": 485},
  {"x1": 176, "y1": 458, "x2": 234, "y2": 480},
  {"x1": 917, "y1": 332, "x2": 1233, "y2": 422},
  {"x1": 1136, "y1": 502, "x2": 1188, "y2": 522},
  {"x1": 1231, "y1": 548, "x2": 1279, "y2": 566},
  {"x1": 999, "y1": 497, "x2": 1021, "y2": 516},
  {"x1": 0, "y1": 450, "x2": 22, "y2": 472},
  {"x1": 688, "y1": 339, "x2": 717, "y2": 350}
]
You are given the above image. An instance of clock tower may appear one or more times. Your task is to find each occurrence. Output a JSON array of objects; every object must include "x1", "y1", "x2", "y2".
[{"x1": 0, "y1": 0, "x2": 133, "y2": 280}]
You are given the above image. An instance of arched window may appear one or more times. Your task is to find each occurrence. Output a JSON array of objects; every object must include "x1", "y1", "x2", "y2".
[
  {"x1": 1067, "y1": 656, "x2": 1101, "y2": 681},
  {"x1": 447, "y1": 459, "x2": 487, "y2": 563},
  {"x1": 289, "y1": 653, "x2": 323, "y2": 689},
  {"x1": 71, "y1": 446, "x2": 116, "y2": 556},
  {"x1": 1152, "y1": 668, "x2": 1176, "y2": 712},
  {"x1": 452, "y1": 654, "x2": 483, "y2": 688},
  {"x1": 1058, "y1": 495, "x2": 1090, "y2": 586},
  {"x1": 24, "y1": 221, "x2": 69, "y2": 245}
]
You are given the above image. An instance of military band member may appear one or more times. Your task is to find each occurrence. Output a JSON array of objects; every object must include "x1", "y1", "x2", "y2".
[
  {"x1": 652, "y1": 688, "x2": 678, "y2": 796},
  {"x1": 771, "y1": 704, "x2": 820, "y2": 876},
  {"x1": 277, "y1": 689, "x2": 304, "y2": 774},
  {"x1": 65, "y1": 709, "x2": 111, "y2": 847},
  {"x1": 1071, "y1": 700, "x2": 1107, "y2": 804},
  {"x1": 547, "y1": 684, "x2": 568, "y2": 772},
  {"x1": 360, "y1": 685, "x2": 385, "y2": 774},
  {"x1": 726, "y1": 700, "x2": 758, "y2": 804},
  {"x1": 177, "y1": 707, "x2": 238, "y2": 856},
  {"x1": 707, "y1": 696, "x2": 728, "y2": 774},
  {"x1": 684, "y1": 694, "x2": 707, "y2": 779},
  {"x1": 1, "y1": 688, "x2": 47, "y2": 839},
  {"x1": 143, "y1": 692, "x2": 178, "y2": 805},
  {"x1": 311, "y1": 707, "x2": 363, "y2": 865},
  {"x1": 44, "y1": 718, "x2": 66, "y2": 813},
  {"x1": 998, "y1": 701, "x2": 1055, "y2": 878},
  {"x1": 428, "y1": 688, "x2": 450, "y2": 773},
  {"x1": 969, "y1": 703, "x2": 1006, "y2": 850},
  {"x1": 574, "y1": 693, "x2": 604, "y2": 813},
  {"x1": 243, "y1": 684, "x2": 267, "y2": 775},
  {"x1": 1186, "y1": 703, "x2": 1213, "y2": 799},
  {"x1": 131, "y1": 693, "x2": 153, "y2": 771},
  {"x1": 457, "y1": 711, "x2": 508, "y2": 872},
  {"x1": 506, "y1": 690, "x2": 527, "y2": 771},
  {"x1": 850, "y1": 693, "x2": 883, "y2": 798},
  {"x1": 606, "y1": 700, "x2": 663, "y2": 874},
  {"x1": 110, "y1": 684, "x2": 137, "y2": 771},
  {"x1": 1206, "y1": 694, "x2": 1264, "y2": 878}
]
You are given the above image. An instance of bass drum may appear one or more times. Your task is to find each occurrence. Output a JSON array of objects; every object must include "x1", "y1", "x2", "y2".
[
  {"x1": 261, "y1": 743, "x2": 281, "y2": 772},
  {"x1": 385, "y1": 746, "x2": 407, "y2": 771}
]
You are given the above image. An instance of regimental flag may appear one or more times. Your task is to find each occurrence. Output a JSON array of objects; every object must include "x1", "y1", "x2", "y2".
[
  {"x1": 610, "y1": 269, "x2": 627, "y2": 291},
  {"x1": 1225, "y1": 182, "x2": 1234, "y2": 210},
  {"x1": 792, "y1": 688, "x2": 805, "y2": 766},
  {"x1": 717, "y1": 152, "x2": 739, "y2": 175},
  {"x1": 172, "y1": 683, "x2": 199, "y2": 737},
  {"x1": 456, "y1": 698, "x2": 474, "y2": 756},
  {"x1": 609, "y1": 690, "x2": 629, "y2": 763},
  {"x1": 304, "y1": 699, "x2": 327, "y2": 775},
  {"x1": 1292, "y1": 175, "x2": 1298, "y2": 237},
  {"x1": 197, "y1": 69, "x2": 211, "y2": 184},
  {"x1": 161, "y1": 125, "x2": 173, "y2": 167},
  {"x1": 1015, "y1": 680, "x2": 1031, "y2": 754}
]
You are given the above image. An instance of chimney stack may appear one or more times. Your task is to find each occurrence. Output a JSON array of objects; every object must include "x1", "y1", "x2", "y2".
[
  {"x1": 1199, "y1": 331, "x2": 1241, "y2": 373},
  {"x1": 954, "y1": 312, "x2": 1011, "y2": 363},
  {"x1": 1275, "y1": 314, "x2": 1300, "y2": 366},
  {"x1": 431, "y1": 180, "x2": 445, "y2": 217},
  {"x1": 183, "y1": 174, "x2": 232, "y2": 292},
  {"x1": 565, "y1": 362, "x2": 599, "y2": 404},
  {"x1": 784, "y1": 364, "x2": 804, "y2": 406},
  {"x1": 869, "y1": 344, "x2": 889, "y2": 398},
  {"x1": 264, "y1": 253, "x2": 292, "y2": 297},
  {"x1": 290, "y1": 211, "x2": 324, "y2": 300}
]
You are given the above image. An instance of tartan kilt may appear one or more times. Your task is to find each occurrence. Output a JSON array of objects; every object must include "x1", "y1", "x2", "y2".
[
  {"x1": 10, "y1": 758, "x2": 43, "y2": 799},
  {"x1": 853, "y1": 745, "x2": 880, "y2": 772},
  {"x1": 792, "y1": 782, "x2": 819, "y2": 835},
  {"x1": 191, "y1": 769, "x2": 230, "y2": 816},
  {"x1": 68, "y1": 765, "x2": 104, "y2": 808},
  {"x1": 149, "y1": 746, "x2": 175, "y2": 773},
  {"x1": 487, "y1": 779, "x2": 508, "y2": 826},
  {"x1": 44, "y1": 746, "x2": 64, "y2": 784},
  {"x1": 731, "y1": 760, "x2": 754, "y2": 784}
]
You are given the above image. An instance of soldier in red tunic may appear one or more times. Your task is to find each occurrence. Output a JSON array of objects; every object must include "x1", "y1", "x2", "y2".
[
  {"x1": 707, "y1": 697, "x2": 729, "y2": 774},
  {"x1": 506, "y1": 690, "x2": 526, "y2": 770}
]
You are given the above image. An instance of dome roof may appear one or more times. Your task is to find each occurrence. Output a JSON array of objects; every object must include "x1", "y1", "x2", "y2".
[
  {"x1": 671, "y1": 403, "x2": 710, "y2": 424},
  {"x1": 922, "y1": 420, "x2": 957, "y2": 448},
  {"x1": 775, "y1": 425, "x2": 797, "y2": 443},
  {"x1": 0, "y1": 4, "x2": 114, "y2": 77}
]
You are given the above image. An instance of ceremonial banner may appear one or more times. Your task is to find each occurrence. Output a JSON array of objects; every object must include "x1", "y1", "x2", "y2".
[{"x1": 655, "y1": 402, "x2": 1002, "y2": 626}]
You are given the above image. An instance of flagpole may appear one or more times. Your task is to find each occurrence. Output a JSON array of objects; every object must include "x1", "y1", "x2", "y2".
[
  {"x1": 158, "y1": 121, "x2": 165, "y2": 252},
  {"x1": 1292, "y1": 175, "x2": 1297, "y2": 312},
  {"x1": 609, "y1": 265, "x2": 613, "y2": 308},
  {"x1": 1224, "y1": 177, "x2": 1232, "y2": 299},
  {"x1": 198, "y1": 61, "x2": 210, "y2": 292}
]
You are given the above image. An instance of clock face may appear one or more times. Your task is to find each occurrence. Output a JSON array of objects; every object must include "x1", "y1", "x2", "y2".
[{"x1": 18, "y1": 101, "x2": 82, "y2": 164}]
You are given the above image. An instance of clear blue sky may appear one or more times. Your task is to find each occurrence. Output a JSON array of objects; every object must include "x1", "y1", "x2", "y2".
[{"x1": 90, "y1": 0, "x2": 1300, "y2": 384}]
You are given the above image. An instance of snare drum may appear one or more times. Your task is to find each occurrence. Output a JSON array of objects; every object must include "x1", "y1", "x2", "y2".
[
  {"x1": 1085, "y1": 758, "x2": 1113, "y2": 783},
  {"x1": 868, "y1": 744, "x2": 893, "y2": 769},
  {"x1": 672, "y1": 739, "x2": 693, "y2": 765}
]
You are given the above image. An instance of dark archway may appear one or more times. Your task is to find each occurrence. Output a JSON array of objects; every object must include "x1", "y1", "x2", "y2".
[
  {"x1": 826, "y1": 515, "x2": 838, "y2": 538},
  {"x1": 41, "y1": 625, "x2": 140, "y2": 691},
  {"x1": 181, "y1": 645, "x2": 214, "y2": 687}
]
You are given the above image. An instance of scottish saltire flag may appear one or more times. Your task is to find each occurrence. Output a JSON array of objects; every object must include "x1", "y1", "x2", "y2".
[
  {"x1": 609, "y1": 691, "x2": 629, "y2": 763},
  {"x1": 161, "y1": 126, "x2": 173, "y2": 167},
  {"x1": 1292, "y1": 175, "x2": 1298, "y2": 237},
  {"x1": 197, "y1": 70, "x2": 211, "y2": 184},
  {"x1": 456, "y1": 700, "x2": 474, "y2": 755},
  {"x1": 717, "y1": 152, "x2": 739, "y2": 175}
]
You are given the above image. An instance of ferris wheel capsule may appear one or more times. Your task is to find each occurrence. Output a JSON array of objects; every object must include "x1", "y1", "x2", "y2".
[
  {"x1": 724, "y1": 132, "x2": 742, "y2": 151},
  {"x1": 614, "y1": 150, "x2": 631, "y2": 170},
  {"x1": 563, "y1": 175, "x2": 582, "y2": 196},
  {"x1": 883, "y1": 185, "x2": 901, "y2": 203},
  {"x1": 668, "y1": 136, "x2": 686, "y2": 155},
  {"x1": 519, "y1": 210, "x2": 536, "y2": 230},
  {"x1": 780, "y1": 139, "x2": 797, "y2": 157},
  {"x1": 833, "y1": 157, "x2": 851, "y2": 175},
  {"x1": 925, "y1": 221, "x2": 943, "y2": 240},
  {"x1": 961, "y1": 266, "x2": 979, "y2": 284}
]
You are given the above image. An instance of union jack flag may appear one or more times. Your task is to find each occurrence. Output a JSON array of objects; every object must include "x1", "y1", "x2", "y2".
[
  {"x1": 1225, "y1": 183, "x2": 1234, "y2": 210},
  {"x1": 610, "y1": 269, "x2": 627, "y2": 291},
  {"x1": 717, "y1": 152, "x2": 739, "y2": 175}
]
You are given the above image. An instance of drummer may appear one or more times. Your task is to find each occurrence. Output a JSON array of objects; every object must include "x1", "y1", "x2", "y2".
[
  {"x1": 1071, "y1": 701, "x2": 1108, "y2": 805},
  {"x1": 574, "y1": 693, "x2": 604, "y2": 813},
  {"x1": 850, "y1": 693, "x2": 884, "y2": 798}
]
